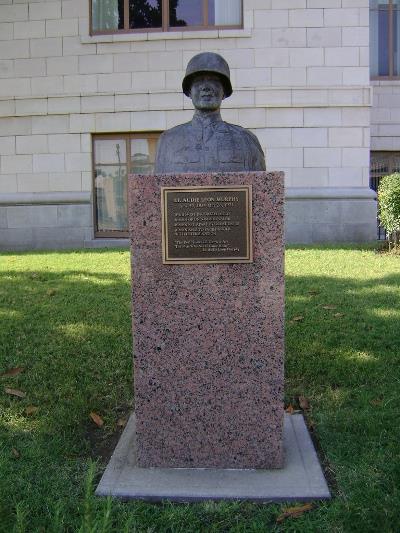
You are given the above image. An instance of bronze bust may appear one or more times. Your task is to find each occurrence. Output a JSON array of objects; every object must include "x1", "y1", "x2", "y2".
[{"x1": 154, "y1": 52, "x2": 266, "y2": 173}]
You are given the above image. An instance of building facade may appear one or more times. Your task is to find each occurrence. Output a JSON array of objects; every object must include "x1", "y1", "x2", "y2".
[{"x1": 0, "y1": 0, "x2": 378, "y2": 249}]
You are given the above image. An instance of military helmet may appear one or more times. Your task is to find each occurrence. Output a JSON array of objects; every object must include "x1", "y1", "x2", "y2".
[{"x1": 182, "y1": 52, "x2": 232, "y2": 98}]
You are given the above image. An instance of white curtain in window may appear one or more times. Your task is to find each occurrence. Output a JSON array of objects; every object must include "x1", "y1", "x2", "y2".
[
  {"x1": 214, "y1": 0, "x2": 241, "y2": 26},
  {"x1": 92, "y1": 0, "x2": 120, "y2": 31}
]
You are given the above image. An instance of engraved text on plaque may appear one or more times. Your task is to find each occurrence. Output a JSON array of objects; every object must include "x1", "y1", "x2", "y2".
[{"x1": 161, "y1": 185, "x2": 252, "y2": 264}]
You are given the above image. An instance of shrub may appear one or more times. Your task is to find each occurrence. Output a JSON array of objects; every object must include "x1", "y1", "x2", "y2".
[{"x1": 378, "y1": 172, "x2": 400, "y2": 250}]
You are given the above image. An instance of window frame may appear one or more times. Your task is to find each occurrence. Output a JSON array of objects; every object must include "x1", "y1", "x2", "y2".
[
  {"x1": 90, "y1": 0, "x2": 243, "y2": 36},
  {"x1": 92, "y1": 132, "x2": 160, "y2": 238},
  {"x1": 371, "y1": 0, "x2": 400, "y2": 80}
]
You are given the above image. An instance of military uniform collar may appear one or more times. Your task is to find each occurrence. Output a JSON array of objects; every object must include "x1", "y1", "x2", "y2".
[{"x1": 192, "y1": 110, "x2": 223, "y2": 129}]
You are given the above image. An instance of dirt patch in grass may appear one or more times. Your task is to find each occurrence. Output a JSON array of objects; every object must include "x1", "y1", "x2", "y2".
[
  {"x1": 87, "y1": 425, "x2": 123, "y2": 464},
  {"x1": 86, "y1": 407, "x2": 132, "y2": 464}
]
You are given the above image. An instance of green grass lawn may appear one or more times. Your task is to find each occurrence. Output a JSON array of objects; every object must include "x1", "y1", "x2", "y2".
[{"x1": 0, "y1": 245, "x2": 399, "y2": 532}]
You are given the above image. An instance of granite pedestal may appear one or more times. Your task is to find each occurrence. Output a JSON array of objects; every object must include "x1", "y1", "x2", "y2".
[
  {"x1": 128, "y1": 172, "x2": 284, "y2": 469},
  {"x1": 96, "y1": 171, "x2": 331, "y2": 502}
]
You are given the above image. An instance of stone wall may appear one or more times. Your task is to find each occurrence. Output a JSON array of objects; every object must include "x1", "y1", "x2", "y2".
[{"x1": 0, "y1": 0, "x2": 375, "y2": 248}]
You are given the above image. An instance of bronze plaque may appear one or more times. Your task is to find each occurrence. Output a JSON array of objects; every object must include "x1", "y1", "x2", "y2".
[{"x1": 161, "y1": 185, "x2": 252, "y2": 264}]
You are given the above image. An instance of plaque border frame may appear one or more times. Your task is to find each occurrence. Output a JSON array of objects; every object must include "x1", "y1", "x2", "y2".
[{"x1": 161, "y1": 185, "x2": 253, "y2": 265}]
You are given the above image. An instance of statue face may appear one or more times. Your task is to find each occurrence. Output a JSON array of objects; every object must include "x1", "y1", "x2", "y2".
[{"x1": 189, "y1": 74, "x2": 225, "y2": 111}]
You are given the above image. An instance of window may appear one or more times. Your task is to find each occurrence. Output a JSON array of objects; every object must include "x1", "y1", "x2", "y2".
[
  {"x1": 93, "y1": 133, "x2": 159, "y2": 237},
  {"x1": 91, "y1": 0, "x2": 242, "y2": 34},
  {"x1": 371, "y1": 0, "x2": 400, "y2": 78},
  {"x1": 370, "y1": 151, "x2": 400, "y2": 239}
]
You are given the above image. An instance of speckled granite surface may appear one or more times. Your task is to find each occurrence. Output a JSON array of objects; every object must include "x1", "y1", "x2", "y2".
[{"x1": 128, "y1": 172, "x2": 284, "y2": 469}]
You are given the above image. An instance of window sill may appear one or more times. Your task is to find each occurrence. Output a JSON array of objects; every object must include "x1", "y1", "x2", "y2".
[
  {"x1": 371, "y1": 78, "x2": 400, "y2": 84},
  {"x1": 81, "y1": 28, "x2": 251, "y2": 44}
]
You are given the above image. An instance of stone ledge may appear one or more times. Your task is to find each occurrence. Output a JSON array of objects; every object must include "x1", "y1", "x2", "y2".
[
  {"x1": 286, "y1": 187, "x2": 377, "y2": 200},
  {"x1": 0, "y1": 189, "x2": 376, "y2": 207},
  {"x1": 84, "y1": 238, "x2": 129, "y2": 249},
  {"x1": 80, "y1": 28, "x2": 252, "y2": 45},
  {"x1": 95, "y1": 414, "x2": 330, "y2": 503},
  {"x1": 0, "y1": 192, "x2": 91, "y2": 206},
  {"x1": 371, "y1": 79, "x2": 400, "y2": 86}
]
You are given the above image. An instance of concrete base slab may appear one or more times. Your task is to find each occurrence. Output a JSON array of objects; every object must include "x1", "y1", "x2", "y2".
[{"x1": 95, "y1": 414, "x2": 331, "y2": 503}]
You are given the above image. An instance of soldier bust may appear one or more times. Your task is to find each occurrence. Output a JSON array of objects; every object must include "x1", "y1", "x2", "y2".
[{"x1": 154, "y1": 52, "x2": 266, "y2": 173}]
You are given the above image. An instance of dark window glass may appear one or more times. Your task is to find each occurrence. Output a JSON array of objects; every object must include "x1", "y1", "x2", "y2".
[
  {"x1": 208, "y1": 0, "x2": 215, "y2": 25},
  {"x1": 130, "y1": 0, "x2": 162, "y2": 29},
  {"x1": 92, "y1": 0, "x2": 124, "y2": 31},
  {"x1": 380, "y1": 7, "x2": 390, "y2": 76},
  {"x1": 371, "y1": 0, "x2": 400, "y2": 77},
  {"x1": 91, "y1": 0, "x2": 242, "y2": 33},
  {"x1": 392, "y1": 155, "x2": 400, "y2": 172},
  {"x1": 394, "y1": 3, "x2": 400, "y2": 75},
  {"x1": 170, "y1": 0, "x2": 202, "y2": 27}
]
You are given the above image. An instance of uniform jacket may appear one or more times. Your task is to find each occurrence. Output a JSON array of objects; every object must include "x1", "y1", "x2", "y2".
[{"x1": 154, "y1": 111, "x2": 266, "y2": 173}]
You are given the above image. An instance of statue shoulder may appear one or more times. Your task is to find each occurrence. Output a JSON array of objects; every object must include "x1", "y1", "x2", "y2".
[
  {"x1": 223, "y1": 122, "x2": 266, "y2": 171},
  {"x1": 155, "y1": 121, "x2": 193, "y2": 173},
  {"x1": 227, "y1": 123, "x2": 261, "y2": 146},
  {"x1": 158, "y1": 122, "x2": 192, "y2": 143}
]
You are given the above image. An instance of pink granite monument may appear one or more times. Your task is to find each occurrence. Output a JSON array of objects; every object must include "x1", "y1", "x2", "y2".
[
  {"x1": 97, "y1": 53, "x2": 329, "y2": 501},
  {"x1": 128, "y1": 171, "x2": 284, "y2": 469}
]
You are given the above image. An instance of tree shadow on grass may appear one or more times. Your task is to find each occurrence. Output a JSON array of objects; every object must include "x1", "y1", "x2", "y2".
[
  {"x1": 285, "y1": 272, "x2": 400, "y2": 391},
  {"x1": 285, "y1": 271, "x2": 400, "y2": 521},
  {"x1": 0, "y1": 268, "x2": 133, "y2": 451},
  {"x1": 1, "y1": 265, "x2": 399, "y2": 446},
  {"x1": 0, "y1": 263, "x2": 400, "y2": 531},
  {"x1": 0, "y1": 266, "x2": 135, "y2": 529}
]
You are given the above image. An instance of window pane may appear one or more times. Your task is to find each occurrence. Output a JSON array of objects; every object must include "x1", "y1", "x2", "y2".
[
  {"x1": 392, "y1": 155, "x2": 400, "y2": 173},
  {"x1": 131, "y1": 138, "x2": 158, "y2": 173},
  {"x1": 210, "y1": 0, "x2": 242, "y2": 26},
  {"x1": 370, "y1": 0, "x2": 389, "y2": 7},
  {"x1": 370, "y1": 5, "x2": 390, "y2": 76},
  {"x1": 92, "y1": 0, "x2": 124, "y2": 31},
  {"x1": 95, "y1": 165, "x2": 128, "y2": 231},
  {"x1": 94, "y1": 135, "x2": 160, "y2": 236},
  {"x1": 130, "y1": 0, "x2": 162, "y2": 29},
  {"x1": 370, "y1": 156, "x2": 389, "y2": 177},
  {"x1": 95, "y1": 139, "x2": 127, "y2": 164},
  {"x1": 395, "y1": 6, "x2": 400, "y2": 75},
  {"x1": 170, "y1": 0, "x2": 202, "y2": 27}
]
